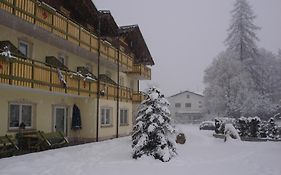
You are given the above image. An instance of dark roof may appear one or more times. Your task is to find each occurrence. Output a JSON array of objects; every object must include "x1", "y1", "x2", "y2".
[
  {"x1": 169, "y1": 90, "x2": 204, "y2": 98},
  {"x1": 119, "y1": 25, "x2": 154, "y2": 65},
  {"x1": 99, "y1": 10, "x2": 119, "y2": 38},
  {"x1": 99, "y1": 74, "x2": 117, "y2": 86}
]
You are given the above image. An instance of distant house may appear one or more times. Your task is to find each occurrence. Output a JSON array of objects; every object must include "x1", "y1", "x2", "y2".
[{"x1": 168, "y1": 91, "x2": 204, "y2": 123}]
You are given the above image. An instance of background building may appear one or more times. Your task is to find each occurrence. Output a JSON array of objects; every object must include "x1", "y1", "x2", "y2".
[{"x1": 168, "y1": 91, "x2": 204, "y2": 123}]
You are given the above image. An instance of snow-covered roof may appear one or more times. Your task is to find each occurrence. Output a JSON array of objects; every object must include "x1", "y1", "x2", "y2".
[{"x1": 169, "y1": 90, "x2": 204, "y2": 98}]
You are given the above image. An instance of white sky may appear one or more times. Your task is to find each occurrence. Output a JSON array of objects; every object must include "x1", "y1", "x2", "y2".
[{"x1": 93, "y1": 0, "x2": 281, "y2": 96}]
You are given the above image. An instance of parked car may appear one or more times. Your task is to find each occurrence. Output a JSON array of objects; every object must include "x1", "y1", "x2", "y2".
[{"x1": 199, "y1": 121, "x2": 215, "y2": 130}]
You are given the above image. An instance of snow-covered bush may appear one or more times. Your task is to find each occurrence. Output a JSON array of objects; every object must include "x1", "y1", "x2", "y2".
[
  {"x1": 248, "y1": 117, "x2": 261, "y2": 138},
  {"x1": 258, "y1": 121, "x2": 268, "y2": 138},
  {"x1": 235, "y1": 117, "x2": 249, "y2": 137},
  {"x1": 267, "y1": 118, "x2": 279, "y2": 139},
  {"x1": 235, "y1": 117, "x2": 260, "y2": 138},
  {"x1": 131, "y1": 87, "x2": 177, "y2": 162}
]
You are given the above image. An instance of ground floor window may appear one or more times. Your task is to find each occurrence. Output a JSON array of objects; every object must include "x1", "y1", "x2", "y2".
[
  {"x1": 101, "y1": 108, "x2": 112, "y2": 126},
  {"x1": 9, "y1": 103, "x2": 33, "y2": 129},
  {"x1": 120, "y1": 109, "x2": 128, "y2": 126}
]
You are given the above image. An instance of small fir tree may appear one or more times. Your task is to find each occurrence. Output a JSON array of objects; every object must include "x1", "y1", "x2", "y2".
[{"x1": 132, "y1": 87, "x2": 176, "y2": 162}]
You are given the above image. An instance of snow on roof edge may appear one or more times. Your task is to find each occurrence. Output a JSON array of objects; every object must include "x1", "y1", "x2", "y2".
[{"x1": 168, "y1": 90, "x2": 204, "y2": 98}]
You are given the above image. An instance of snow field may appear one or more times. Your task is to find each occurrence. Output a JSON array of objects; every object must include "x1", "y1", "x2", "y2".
[{"x1": 0, "y1": 125, "x2": 280, "y2": 175}]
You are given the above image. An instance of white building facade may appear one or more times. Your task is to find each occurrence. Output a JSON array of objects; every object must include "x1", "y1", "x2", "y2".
[{"x1": 168, "y1": 91, "x2": 204, "y2": 123}]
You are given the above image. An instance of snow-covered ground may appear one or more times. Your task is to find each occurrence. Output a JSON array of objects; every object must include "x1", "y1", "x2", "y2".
[{"x1": 0, "y1": 125, "x2": 280, "y2": 175}]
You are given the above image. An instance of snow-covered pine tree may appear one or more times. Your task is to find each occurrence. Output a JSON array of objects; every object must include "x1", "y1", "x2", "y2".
[
  {"x1": 225, "y1": 0, "x2": 260, "y2": 61},
  {"x1": 132, "y1": 87, "x2": 176, "y2": 162}
]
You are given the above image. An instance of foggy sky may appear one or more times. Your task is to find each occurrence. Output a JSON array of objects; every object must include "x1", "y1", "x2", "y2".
[{"x1": 93, "y1": 0, "x2": 281, "y2": 96}]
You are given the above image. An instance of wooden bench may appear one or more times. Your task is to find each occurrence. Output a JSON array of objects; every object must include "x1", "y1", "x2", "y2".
[
  {"x1": 37, "y1": 131, "x2": 69, "y2": 150},
  {"x1": 0, "y1": 135, "x2": 19, "y2": 157}
]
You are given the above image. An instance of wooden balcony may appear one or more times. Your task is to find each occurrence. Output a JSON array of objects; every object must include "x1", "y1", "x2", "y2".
[
  {"x1": 0, "y1": 0, "x2": 133, "y2": 71},
  {"x1": 132, "y1": 92, "x2": 146, "y2": 103},
  {"x1": 128, "y1": 64, "x2": 151, "y2": 80},
  {"x1": 0, "y1": 54, "x2": 132, "y2": 101}
]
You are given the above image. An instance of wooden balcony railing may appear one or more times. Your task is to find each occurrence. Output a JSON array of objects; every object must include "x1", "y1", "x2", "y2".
[
  {"x1": 0, "y1": 0, "x2": 133, "y2": 71},
  {"x1": 132, "y1": 91, "x2": 146, "y2": 103},
  {"x1": 129, "y1": 64, "x2": 151, "y2": 80},
  {"x1": 0, "y1": 54, "x2": 132, "y2": 101}
]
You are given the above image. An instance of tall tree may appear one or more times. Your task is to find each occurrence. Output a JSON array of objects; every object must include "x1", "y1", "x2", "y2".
[
  {"x1": 225, "y1": 0, "x2": 260, "y2": 61},
  {"x1": 204, "y1": 0, "x2": 280, "y2": 119},
  {"x1": 132, "y1": 87, "x2": 176, "y2": 162}
]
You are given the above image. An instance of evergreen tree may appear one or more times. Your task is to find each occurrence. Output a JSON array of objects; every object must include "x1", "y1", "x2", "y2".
[
  {"x1": 225, "y1": 0, "x2": 260, "y2": 61},
  {"x1": 132, "y1": 87, "x2": 176, "y2": 162}
]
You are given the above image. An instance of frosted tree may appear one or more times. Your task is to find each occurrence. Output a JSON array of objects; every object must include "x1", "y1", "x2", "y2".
[
  {"x1": 204, "y1": 51, "x2": 253, "y2": 117},
  {"x1": 132, "y1": 87, "x2": 176, "y2": 162},
  {"x1": 204, "y1": 0, "x2": 281, "y2": 119},
  {"x1": 204, "y1": 50, "x2": 279, "y2": 118},
  {"x1": 225, "y1": 0, "x2": 260, "y2": 61}
]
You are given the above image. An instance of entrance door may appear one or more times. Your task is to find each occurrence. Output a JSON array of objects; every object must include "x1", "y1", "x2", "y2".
[{"x1": 54, "y1": 106, "x2": 67, "y2": 134}]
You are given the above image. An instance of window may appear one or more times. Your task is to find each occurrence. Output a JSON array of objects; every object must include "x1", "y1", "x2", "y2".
[
  {"x1": 185, "y1": 103, "x2": 192, "y2": 108},
  {"x1": 186, "y1": 94, "x2": 190, "y2": 98},
  {"x1": 9, "y1": 103, "x2": 33, "y2": 129},
  {"x1": 120, "y1": 109, "x2": 128, "y2": 126},
  {"x1": 18, "y1": 41, "x2": 29, "y2": 57},
  {"x1": 101, "y1": 108, "x2": 111, "y2": 126},
  {"x1": 175, "y1": 103, "x2": 181, "y2": 108}
]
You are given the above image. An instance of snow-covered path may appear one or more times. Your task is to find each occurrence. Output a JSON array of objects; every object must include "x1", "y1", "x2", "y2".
[{"x1": 0, "y1": 125, "x2": 280, "y2": 175}]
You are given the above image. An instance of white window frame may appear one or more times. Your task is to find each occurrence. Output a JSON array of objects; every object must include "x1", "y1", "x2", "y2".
[
  {"x1": 120, "y1": 109, "x2": 128, "y2": 126},
  {"x1": 101, "y1": 107, "x2": 112, "y2": 126},
  {"x1": 18, "y1": 40, "x2": 30, "y2": 57},
  {"x1": 9, "y1": 103, "x2": 33, "y2": 130}
]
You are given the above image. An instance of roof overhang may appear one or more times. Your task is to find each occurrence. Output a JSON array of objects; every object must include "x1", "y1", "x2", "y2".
[{"x1": 119, "y1": 25, "x2": 154, "y2": 66}]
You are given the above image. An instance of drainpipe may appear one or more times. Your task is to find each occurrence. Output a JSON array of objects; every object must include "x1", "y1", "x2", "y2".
[
  {"x1": 116, "y1": 35, "x2": 120, "y2": 138},
  {"x1": 96, "y1": 15, "x2": 101, "y2": 142}
]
